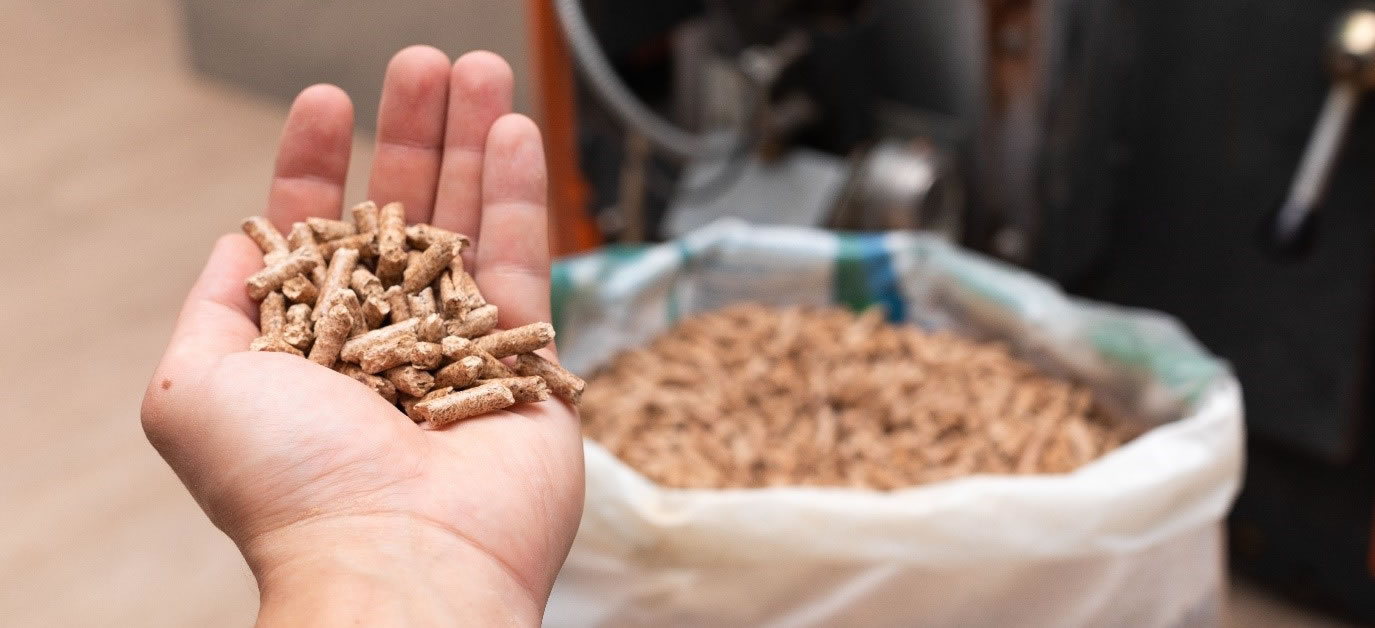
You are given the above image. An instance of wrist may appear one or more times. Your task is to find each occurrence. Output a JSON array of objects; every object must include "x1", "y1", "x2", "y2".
[{"x1": 246, "y1": 514, "x2": 542, "y2": 627}]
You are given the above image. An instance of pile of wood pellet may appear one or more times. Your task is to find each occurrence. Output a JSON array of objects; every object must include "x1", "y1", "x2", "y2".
[
  {"x1": 240, "y1": 201, "x2": 583, "y2": 427},
  {"x1": 581, "y1": 304, "x2": 1138, "y2": 490}
]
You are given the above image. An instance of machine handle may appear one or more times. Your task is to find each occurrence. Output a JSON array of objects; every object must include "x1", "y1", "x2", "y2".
[{"x1": 1270, "y1": 5, "x2": 1375, "y2": 249}]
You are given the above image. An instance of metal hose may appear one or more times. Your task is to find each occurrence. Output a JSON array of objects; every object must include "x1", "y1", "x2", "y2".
[{"x1": 552, "y1": 0, "x2": 742, "y2": 160}]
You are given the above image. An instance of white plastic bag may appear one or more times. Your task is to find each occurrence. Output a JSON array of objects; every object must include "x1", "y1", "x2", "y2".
[{"x1": 545, "y1": 221, "x2": 1243, "y2": 627}]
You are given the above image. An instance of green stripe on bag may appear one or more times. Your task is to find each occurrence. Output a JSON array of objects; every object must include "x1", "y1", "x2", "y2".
[
  {"x1": 550, "y1": 261, "x2": 573, "y2": 338},
  {"x1": 552, "y1": 245, "x2": 649, "y2": 337},
  {"x1": 835, "y1": 234, "x2": 904, "y2": 321}
]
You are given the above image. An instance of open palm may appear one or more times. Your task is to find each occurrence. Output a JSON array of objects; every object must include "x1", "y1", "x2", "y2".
[{"x1": 141, "y1": 48, "x2": 583, "y2": 619}]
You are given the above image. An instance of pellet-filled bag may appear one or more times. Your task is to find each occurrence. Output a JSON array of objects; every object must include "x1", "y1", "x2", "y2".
[{"x1": 544, "y1": 220, "x2": 1243, "y2": 627}]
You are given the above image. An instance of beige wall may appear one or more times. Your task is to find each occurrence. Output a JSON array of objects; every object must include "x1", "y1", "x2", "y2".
[{"x1": 181, "y1": 0, "x2": 534, "y2": 126}]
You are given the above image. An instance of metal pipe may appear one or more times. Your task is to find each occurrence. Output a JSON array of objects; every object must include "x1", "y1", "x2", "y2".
[{"x1": 552, "y1": 0, "x2": 742, "y2": 160}]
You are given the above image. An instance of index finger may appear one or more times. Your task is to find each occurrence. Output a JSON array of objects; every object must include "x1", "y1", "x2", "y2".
[{"x1": 266, "y1": 85, "x2": 355, "y2": 231}]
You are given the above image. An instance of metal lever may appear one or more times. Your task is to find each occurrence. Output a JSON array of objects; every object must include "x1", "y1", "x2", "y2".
[{"x1": 1273, "y1": 5, "x2": 1375, "y2": 246}]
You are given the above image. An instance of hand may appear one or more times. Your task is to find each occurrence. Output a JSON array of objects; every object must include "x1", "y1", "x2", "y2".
[{"x1": 141, "y1": 47, "x2": 583, "y2": 626}]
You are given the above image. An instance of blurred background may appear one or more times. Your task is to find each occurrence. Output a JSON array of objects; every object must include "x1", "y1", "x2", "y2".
[{"x1": 4, "y1": 0, "x2": 1374, "y2": 624}]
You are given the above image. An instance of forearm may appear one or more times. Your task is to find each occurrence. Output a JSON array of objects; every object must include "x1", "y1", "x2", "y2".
[{"x1": 248, "y1": 516, "x2": 542, "y2": 627}]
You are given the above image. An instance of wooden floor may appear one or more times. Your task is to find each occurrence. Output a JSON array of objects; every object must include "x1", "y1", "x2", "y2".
[
  {"x1": 2, "y1": 1, "x2": 375, "y2": 625},
  {"x1": 0, "y1": 0, "x2": 1356, "y2": 625}
]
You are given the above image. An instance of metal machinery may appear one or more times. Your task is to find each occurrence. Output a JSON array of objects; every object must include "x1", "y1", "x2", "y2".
[{"x1": 532, "y1": 0, "x2": 1375, "y2": 620}]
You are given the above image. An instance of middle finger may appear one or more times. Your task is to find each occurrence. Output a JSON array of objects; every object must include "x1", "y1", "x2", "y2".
[
  {"x1": 430, "y1": 51, "x2": 515, "y2": 244},
  {"x1": 367, "y1": 45, "x2": 451, "y2": 224}
]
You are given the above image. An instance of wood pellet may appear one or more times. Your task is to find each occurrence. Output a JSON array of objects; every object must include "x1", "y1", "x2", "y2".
[
  {"x1": 240, "y1": 202, "x2": 583, "y2": 426},
  {"x1": 580, "y1": 304, "x2": 1138, "y2": 490}
]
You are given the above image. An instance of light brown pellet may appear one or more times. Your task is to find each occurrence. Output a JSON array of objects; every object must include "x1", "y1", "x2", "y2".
[
  {"x1": 403, "y1": 386, "x2": 454, "y2": 422},
  {"x1": 351, "y1": 267, "x2": 389, "y2": 328},
  {"x1": 376, "y1": 202, "x2": 407, "y2": 284},
  {"x1": 580, "y1": 305, "x2": 1136, "y2": 490},
  {"x1": 259, "y1": 291, "x2": 286, "y2": 337},
  {"x1": 320, "y1": 232, "x2": 377, "y2": 259},
  {"x1": 449, "y1": 262, "x2": 486, "y2": 310},
  {"x1": 350, "y1": 267, "x2": 384, "y2": 300},
  {"x1": 410, "y1": 341, "x2": 443, "y2": 370},
  {"x1": 515, "y1": 353, "x2": 585, "y2": 404},
  {"x1": 286, "y1": 222, "x2": 314, "y2": 250},
  {"x1": 444, "y1": 340, "x2": 514, "y2": 380},
  {"x1": 397, "y1": 394, "x2": 419, "y2": 417},
  {"x1": 341, "y1": 318, "x2": 421, "y2": 363},
  {"x1": 437, "y1": 272, "x2": 462, "y2": 318},
  {"x1": 314, "y1": 247, "x2": 360, "y2": 321},
  {"x1": 242, "y1": 216, "x2": 290, "y2": 264},
  {"x1": 339, "y1": 364, "x2": 398, "y2": 403},
  {"x1": 281, "y1": 275, "x2": 318, "y2": 305},
  {"x1": 246, "y1": 251, "x2": 321, "y2": 301},
  {"x1": 307, "y1": 217, "x2": 357, "y2": 241},
  {"x1": 320, "y1": 288, "x2": 367, "y2": 338},
  {"x1": 383, "y1": 285, "x2": 410, "y2": 323},
  {"x1": 308, "y1": 303, "x2": 352, "y2": 367},
  {"x1": 405, "y1": 223, "x2": 471, "y2": 252},
  {"x1": 360, "y1": 332, "x2": 419, "y2": 374},
  {"x1": 418, "y1": 313, "x2": 446, "y2": 343},
  {"x1": 250, "y1": 335, "x2": 304, "y2": 356},
  {"x1": 440, "y1": 336, "x2": 478, "y2": 361},
  {"x1": 446, "y1": 304, "x2": 498, "y2": 338},
  {"x1": 238, "y1": 210, "x2": 560, "y2": 426},
  {"x1": 408, "y1": 286, "x2": 437, "y2": 319},
  {"x1": 479, "y1": 376, "x2": 551, "y2": 403},
  {"x1": 361, "y1": 295, "x2": 390, "y2": 329},
  {"x1": 474, "y1": 323, "x2": 555, "y2": 358},
  {"x1": 434, "y1": 355, "x2": 485, "y2": 389},
  {"x1": 413, "y1": 382, "x2": 516, "y2": 427},
  {"x1": 398, "y1": 394, "x2": 422, "y2": 419},
  {"x1": 402, "y1": 236, "x2": 459, "y2": 294},
  {"x1": 384, "y1": 365, "x2": 435, "y2": 398},
  {"x1": 350, "y1": 201, "x2": 380, "y2": 235},
  {"x1": 286, "y1": 222, "x2": 329, "y2": 286},
  {"x1": 250, "y1": 290, "x2": 293, "y2": 354},
  {"x1": 478, "y1": 351, "x2": 517, "y2": 379},
  {"x1": 283, "y1": 303, "x2": 313, "y2": 351}
]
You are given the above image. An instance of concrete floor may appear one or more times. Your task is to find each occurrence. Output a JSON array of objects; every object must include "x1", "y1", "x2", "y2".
[{"x1": 0, "y1": 0, "x2": 1359, "y2": 625}]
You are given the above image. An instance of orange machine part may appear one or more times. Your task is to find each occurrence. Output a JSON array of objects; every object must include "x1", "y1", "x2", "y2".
[{"x1": 527, "y1": 0, "x2": 602, "y2": 257}]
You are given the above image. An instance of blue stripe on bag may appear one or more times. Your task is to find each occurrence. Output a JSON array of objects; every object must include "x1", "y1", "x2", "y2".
[
  {"x1": 835, "y1": 234, "x2": 905, "y2": 322},
  {"x1": 666, "y1": 241, "x2": 694, "y2": 324}
]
